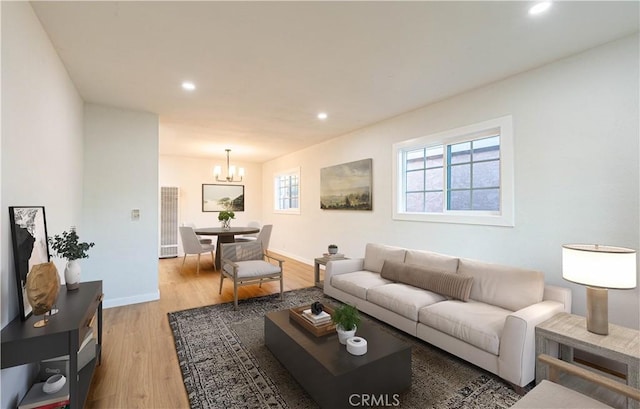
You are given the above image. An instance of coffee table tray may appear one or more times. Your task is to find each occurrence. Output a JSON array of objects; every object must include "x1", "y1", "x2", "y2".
[{"x1": 289, "y1": 305, "x2": 336, "y2": 337}]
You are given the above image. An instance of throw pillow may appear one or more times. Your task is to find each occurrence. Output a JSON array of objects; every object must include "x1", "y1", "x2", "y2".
[{"x1": 381, "y1": 260, "x2": 473, "y2": 301}]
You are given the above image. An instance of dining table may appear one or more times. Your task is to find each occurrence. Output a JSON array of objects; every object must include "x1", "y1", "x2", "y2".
[{"x1": 194, "y1": 226, "x2": 260, "y2": 270}]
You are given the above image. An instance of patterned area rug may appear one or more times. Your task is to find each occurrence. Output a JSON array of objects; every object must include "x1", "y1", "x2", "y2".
[{"x1": 168, "y1": 287, "x2": 522, "y2": 409}]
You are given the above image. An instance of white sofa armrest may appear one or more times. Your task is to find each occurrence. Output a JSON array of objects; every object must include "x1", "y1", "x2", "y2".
[
  {"x1": 325, "y1": 258, "x2": 365, "y2": 281},
  {"x1": 543, "y1": 285, "x2": 572, "y2": 313},
  {"x1": 498, "y1": 300, "x2": 565, "y2": 387}
]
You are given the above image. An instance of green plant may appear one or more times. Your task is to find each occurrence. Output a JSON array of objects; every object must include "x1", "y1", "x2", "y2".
[
  {"x1": 218, "y1": 210, "x2": 235, "y2": 221},
  {"x1": 331, "y1": 303, "x2": 360, "y2": 331},
  {"x1": 49, "y1": 228, "x2": 95, "y2": 261}
]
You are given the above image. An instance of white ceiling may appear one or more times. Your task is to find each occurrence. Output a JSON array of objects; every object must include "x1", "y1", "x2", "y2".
[{"x1": 30, "y1": 1, "x2": 639, "y2": 163}]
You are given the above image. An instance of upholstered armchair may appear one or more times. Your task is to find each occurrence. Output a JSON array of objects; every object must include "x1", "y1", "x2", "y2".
[{"x1": 219, "y1": 241, "x2": 284, "y2": 309}]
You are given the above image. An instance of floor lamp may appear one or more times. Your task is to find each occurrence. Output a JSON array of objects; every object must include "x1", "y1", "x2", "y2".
[{"x1": 562, "y1": 244, "x2": 637, "y2": 335}]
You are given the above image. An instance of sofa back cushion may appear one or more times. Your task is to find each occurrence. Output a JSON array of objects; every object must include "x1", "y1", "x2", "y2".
[
  {"x1": 458, "y1": 258, "x2": 544, "y2": 311},
  {"x1": 363, "y1": 243, "x2": 406, "y2": 273},
  {"x1": 405, "y1": 249, "x2": 459, "y2": 273},
  {"x1": 381, "y1": 260, "x2": 473, "y2": 301}
]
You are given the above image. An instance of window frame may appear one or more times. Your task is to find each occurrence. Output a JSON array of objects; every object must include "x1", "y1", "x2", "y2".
[
  {"x1": 392, "y1": 115, "x2": 514, "y2": 227},
  {"x1": 273, "y1": 167, "x2": 301, "y2": 214}
]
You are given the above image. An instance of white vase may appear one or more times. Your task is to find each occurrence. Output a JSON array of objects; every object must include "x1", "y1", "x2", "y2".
[
  {"x1": 336, "y1": 325, "x2": 357, "y2": 345},
  {"x1": 64, "y1": 259, "x2": 81, "y2": 290}
]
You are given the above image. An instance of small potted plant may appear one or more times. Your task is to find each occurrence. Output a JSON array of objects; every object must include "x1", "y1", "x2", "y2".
[
  {"x1": 218, "y1": 210, "x2": 235, "y2": 230},
  {"x1": 328, "y1": 244, "x2": 338, "y2": 255},
  {"x1": 331, "y1": 303, "x2": 361, "y2": 344},
  {"x1": 48, "y1": 227, "x2": 95, "y2": 290}
]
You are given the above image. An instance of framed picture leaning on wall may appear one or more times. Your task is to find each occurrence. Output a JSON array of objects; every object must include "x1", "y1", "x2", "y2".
[{"x1": 9, "y1": 206, "x2": 51, "y2": 320}]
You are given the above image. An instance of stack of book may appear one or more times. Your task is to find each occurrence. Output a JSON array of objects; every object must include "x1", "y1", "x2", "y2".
[
  {"x1": 322, "y1": 253, "x2": 345, "y2": 258},
  {"x1": 18, "y1": 381, "x2": 69, "y2": 409},
  {"x1": 302, "y1": 309, "x2": 332, "y2": 326}
]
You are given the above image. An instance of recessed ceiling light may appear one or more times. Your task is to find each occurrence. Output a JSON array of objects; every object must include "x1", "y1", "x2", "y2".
[
  {"x1": 182, "y1": 81, "x2": 196, "y2": 91},
  {"x1": 529, "y1": 2, "x2": 552, "y2": 15},
  {"x1": 317, "y1": 112, "x2": 328, "y2": 120}
]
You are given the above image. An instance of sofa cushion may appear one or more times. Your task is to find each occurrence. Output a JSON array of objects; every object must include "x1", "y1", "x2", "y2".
[
  {"x1": 363, "y1": 243, "x2": 406, "y2": 273},
  {"x1": 419, "y1": 300, "x2": 511, "y2": 355},
  {"x1": 381, "y1": 260, "x2": 473, "y2": 301},
  {"x1": 367, "y1": 283, "x2": 446, "y2": 321},
  {"x1": 331, "y1": 271, "x2": 392, "y2": 299},
  {"x1": 458, "y1": 259, "x2": 545, "y2": 311},
  {"x1": 405, "y1": 249, "x2": 459, "y2": 273},
  {"x1": 224, "y1": 260, "x2": 281, "y2": 278}
]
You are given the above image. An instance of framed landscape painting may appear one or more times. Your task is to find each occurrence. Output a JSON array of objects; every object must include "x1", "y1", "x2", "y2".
[
  {"x1": 202, "y1": 184, "x2": 245, "y2": 212},
  {"x1": 9, "y1": 206, "x2": 50, "y2": 320},
  {"x1": 320, "y1": 158, "x2": 373, "y2": 210}
]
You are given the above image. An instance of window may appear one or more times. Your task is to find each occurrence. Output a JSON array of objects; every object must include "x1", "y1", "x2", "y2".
[
  {"x1": 274, "y1": 168, "x2": 300, "y2": 214},
  {"x1": 393, "y1": 116, "x2": 514, "y2": 226}
]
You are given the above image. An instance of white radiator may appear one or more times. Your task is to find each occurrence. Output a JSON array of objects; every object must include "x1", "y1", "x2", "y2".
[{"x1": 160, "y1": 186, "x2": 179, "y2": 258}]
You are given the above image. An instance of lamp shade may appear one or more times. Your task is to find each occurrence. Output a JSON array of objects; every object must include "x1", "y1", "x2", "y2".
[{"x1": 562, "y1": 244, "x2": 637, "y2": 289}]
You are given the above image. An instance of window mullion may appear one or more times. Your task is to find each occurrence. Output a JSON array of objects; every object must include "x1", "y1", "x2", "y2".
[
  {"x1": 445, "y1": 144, "x2": 452, "y2": 212},
  {"x1": 469, "y1": 141, "x2": 475, "y2": 210}
]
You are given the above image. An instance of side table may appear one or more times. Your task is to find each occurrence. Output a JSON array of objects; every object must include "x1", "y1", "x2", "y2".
[
  {"x1": 535, "y1": 312, "x2": 639, "y2": 409},
  {"x1": 314, "y1": 255, "x2": 348, "y2": 288}
]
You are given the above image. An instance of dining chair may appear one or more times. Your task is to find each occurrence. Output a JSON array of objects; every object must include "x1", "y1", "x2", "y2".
[
  {"x1": 183, "y1": 222, "x2": 213, "y2": 245},
  {"x1": 257, "y1": 224, "x2": 273, "y2": 254},
  {"x1": 179, "y1": 226, "x2": 216, "y2": 275},
  {"x1": 235, "y1": 221, "x2": 261, "y2": 242},
  {"x1": 219, "y1": 241, "x2": 284, "y2": 309}
]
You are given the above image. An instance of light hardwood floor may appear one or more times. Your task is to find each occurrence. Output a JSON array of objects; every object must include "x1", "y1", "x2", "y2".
[{"x1": 85, "y1": 252, "x2": 316, "y2": 408}]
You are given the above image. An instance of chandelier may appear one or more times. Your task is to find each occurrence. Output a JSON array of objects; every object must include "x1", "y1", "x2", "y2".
[{"x1": 214, "y1": 149, "x2": 244, "y2": 182}]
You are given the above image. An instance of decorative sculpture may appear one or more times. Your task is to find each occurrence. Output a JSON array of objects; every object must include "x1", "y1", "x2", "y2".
[
  {"x1": 26, "y1": 262, "x2": 60, "y2": 327},
  {"x1": 311, "y1": 301, "x2": 324, "y2": 315}
]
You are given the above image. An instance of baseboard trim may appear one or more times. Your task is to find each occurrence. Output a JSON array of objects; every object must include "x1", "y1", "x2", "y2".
[
  {"x1": 103, "y1": 290, "x2": 160, "y2": 309},
  {"x1": 269, "y1": 248, "x2": 313, "y2": 266}
]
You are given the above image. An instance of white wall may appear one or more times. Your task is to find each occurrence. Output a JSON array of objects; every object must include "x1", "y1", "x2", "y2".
[
  {"x1": 159, "y1": 155, "x2": 263, "y2": 254},
  {"x1": 1, "y1": 2, "x2": 85, "y2": 407},
  {"x1": 263, "y1": 35, "x2": 640, "y2": 329},
  {"x1": 82, "y1": 104, "x2": 160, "y2": 308}
]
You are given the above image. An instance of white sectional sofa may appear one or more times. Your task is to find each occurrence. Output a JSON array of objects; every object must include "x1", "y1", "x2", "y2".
[{"x1": 324, "y1": 243, "x2": 572, "y2": 389}]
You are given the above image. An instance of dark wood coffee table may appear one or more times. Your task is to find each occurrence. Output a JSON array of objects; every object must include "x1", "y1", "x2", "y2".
[{"x1": 265, "y1": 308, "x2": 411, "y2": 408}]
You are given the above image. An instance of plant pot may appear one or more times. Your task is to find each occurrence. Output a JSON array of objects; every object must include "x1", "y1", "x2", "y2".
[
  {"x1": 336, "y1": 325, "x2": 356, "y2": 345},
  {"x1": 64, "y1": 260, "x2": 81, "y2": 291},
  {"x1": 328, "y1": 246, "x2": 338, "y2": 255}
]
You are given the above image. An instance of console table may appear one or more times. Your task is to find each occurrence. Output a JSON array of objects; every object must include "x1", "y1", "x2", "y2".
[
  {"x1": 535, "y1": 312, "x2": 639, "y2": 409},
  {"x1": 1, "y1": 281, "x2": 103, "y2": 409}
]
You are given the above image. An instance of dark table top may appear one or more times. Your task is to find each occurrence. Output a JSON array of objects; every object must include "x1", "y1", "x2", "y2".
[{"x1": 195, "y1": 226, "x2": 260, "y2": 236}]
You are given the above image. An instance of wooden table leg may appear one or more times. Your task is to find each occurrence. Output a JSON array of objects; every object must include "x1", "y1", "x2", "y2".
[{"x1": 314, "y1": 261, "x2": 321, "y2": 287}]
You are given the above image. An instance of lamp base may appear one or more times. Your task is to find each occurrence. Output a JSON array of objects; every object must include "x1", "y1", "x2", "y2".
[{"x1": 586, "y1": 286, "x2": 608, "y2": 335}]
